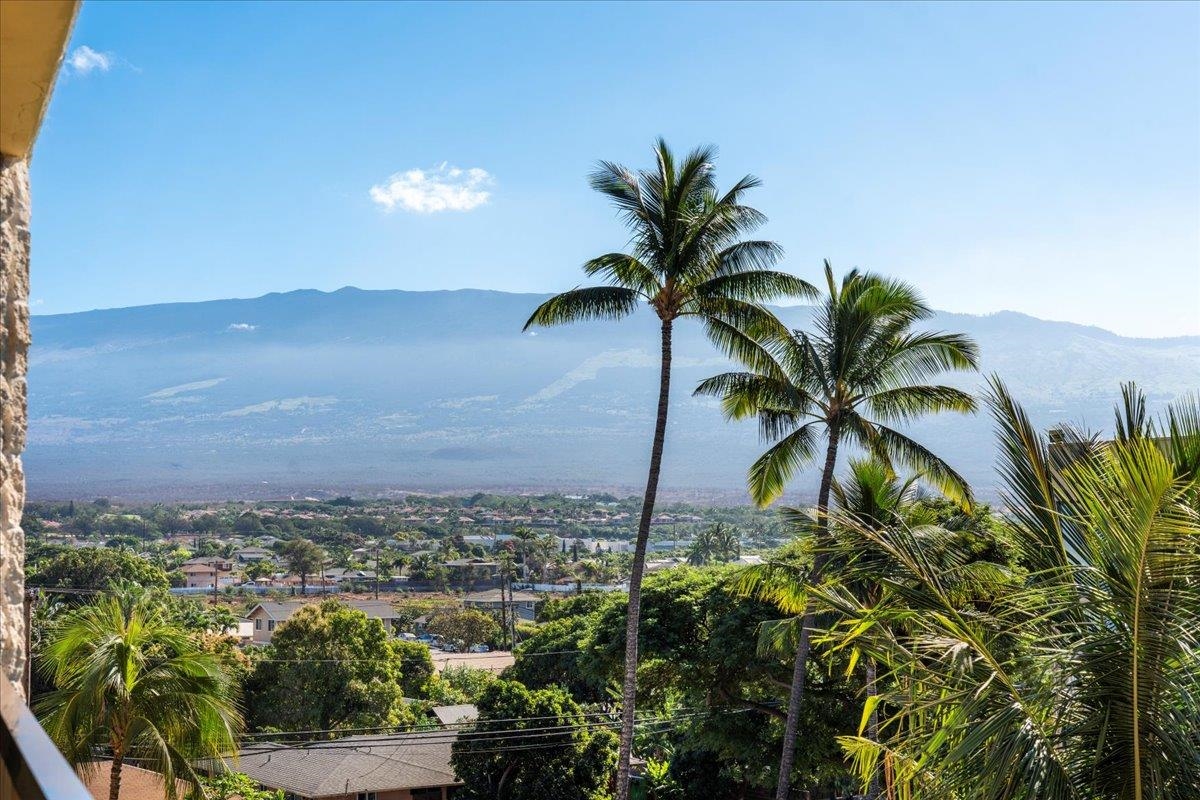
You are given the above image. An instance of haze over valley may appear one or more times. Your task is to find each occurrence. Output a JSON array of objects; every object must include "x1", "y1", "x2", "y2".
[{"x1": 24, "y1": 287, "x2": 1199, "y2": 503}]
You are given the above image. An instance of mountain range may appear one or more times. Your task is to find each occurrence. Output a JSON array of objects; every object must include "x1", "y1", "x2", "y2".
[{"x1": 25, "y1": 288, "x2": 1200, "y2": 504}]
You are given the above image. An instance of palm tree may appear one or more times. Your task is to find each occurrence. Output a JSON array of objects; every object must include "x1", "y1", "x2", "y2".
[
  {"x1": 525, "y1": 139, "x2": 815, "y2": 799},
  {"x1": 37, "y1": 591, "x2": 242, "y2": 800},
  {"x1": 710, "y1": 522, "x2": 741, "y2": 562},
  {"x1": 827, "y1": 459, "x2": 925, "y2": 800},
  {"x1": 697, "y1": 261, "x2": 978, "y2": 799},
  {"x1": 819, "y1": 381, "x2": 1200, "y2": 799}
]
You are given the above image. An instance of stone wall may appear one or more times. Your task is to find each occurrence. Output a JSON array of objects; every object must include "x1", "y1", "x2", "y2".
[{"x1": 1, "y1": 154, "x2": 31, "y2": 698}]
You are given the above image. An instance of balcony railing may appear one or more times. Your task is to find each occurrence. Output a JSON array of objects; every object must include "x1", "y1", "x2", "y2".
[{"x1": 1, "y1": 680, "x2": 92, "y2": 800}]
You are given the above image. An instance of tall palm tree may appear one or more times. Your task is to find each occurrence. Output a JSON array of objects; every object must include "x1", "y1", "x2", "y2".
[
  {"x1": 37, "y1": 591, "x2": 242, "y2": 800},
  {"x1": 525, "y1": 139, "x2": 815, "y2": 799},
  {"x1": 696, "y1": 261, "x2": 978, "y2": 799},
  {"x1": 820, "y1": 381, "x2": 1200, "y2": 800}
]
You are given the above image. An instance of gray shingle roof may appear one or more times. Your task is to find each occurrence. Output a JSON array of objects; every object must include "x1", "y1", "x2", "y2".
[
  {"x1": 249, "y1": 600, "x2": 397, "y2": 622},
  {"x1": 430, "y1": 704, "x2": 478, "y2": 727},
  {"x1": 236, "y1": 733, "x2": 460, "y2": 797},
  {"x1": 462, "y1": 589, "x2": 539, "y2": 604}
]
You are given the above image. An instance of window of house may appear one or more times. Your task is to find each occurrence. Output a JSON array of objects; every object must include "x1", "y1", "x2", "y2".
[
  {"x1": 410, "y1": 790, "x2": 442, "y2": 800},
  {"x1": 267, "y1": 620, "x2": 275, "y2": 631},
  {"x1": 356, "y1": 792, "x2": 377, "y2": 800},
  {"x1": 255, "y1": 618, "x2": 262, "y2": 630}
]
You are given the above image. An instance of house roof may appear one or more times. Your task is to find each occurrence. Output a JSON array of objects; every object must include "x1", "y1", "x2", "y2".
[
  {"x1": 180, "y1": 563, "x2": 219, "y2": 573},
  {"x1": 463, "y1": 589, "x2": 539, "y2": 604},
  {"x1": 235, "y1": 733, "x2": 460, "y2": 797},
  {"x1": 248, "y1": 600, "x2": 397, "y2": 622},
  {"x1": 444, "y1": 558, "x2": 498, "y2": 568},
  {"x1": 80, "y1": 761, "x2": 189, "y2": 800},
  {"x1": 430, "y1": 704, "x2": 478, "y2": 727}
]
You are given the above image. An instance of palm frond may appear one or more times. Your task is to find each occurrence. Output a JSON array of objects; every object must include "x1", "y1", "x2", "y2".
[
  {"x1": 747, "y1": 424, "x2": 823, "y2": 507},
  {"x1": 523, "y1": 286, "x2": 641, "y2": 329},
  {"x1": 581, "y1": 253, "x2": 661, "y2": 297}
]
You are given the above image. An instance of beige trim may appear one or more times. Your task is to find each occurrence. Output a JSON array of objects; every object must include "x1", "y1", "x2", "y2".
[{"x1": 0, "y1": 0, "x2": 81, "y2": 158}]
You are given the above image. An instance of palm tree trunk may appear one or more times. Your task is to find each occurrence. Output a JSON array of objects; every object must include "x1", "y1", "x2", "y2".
[
  {"x1": 615, "y1": 319, "x2": 673, "y2": 800},
  {"x1": 866, "y1": 657, "x2": 882, "y2": 800},
  {"x1": 108, "y1": 750, "x2": 124, "y2": 800},
  {"x1": 774, "y1": 424, "x2": 840, "y2": 800}
]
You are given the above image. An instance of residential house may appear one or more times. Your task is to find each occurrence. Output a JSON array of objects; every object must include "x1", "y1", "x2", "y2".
[
  {"x1": 180, "y1": 560, "x2": 236, "y2": 589},
  {"x1": 234, "y1": 546, "x2": 275, "y2": 563},
  {"x1": 232, "y1": 732, "x2": 461, "y2": 800},
  {"x1": 324, "y1": 567, "x2": 378, "y2": 585},
  {"x1": 245, "y1": 600, "x2": 400, "y2": 644},
  {"x1": 462, "y1": 589, "x2": 541, "y2": 622}
]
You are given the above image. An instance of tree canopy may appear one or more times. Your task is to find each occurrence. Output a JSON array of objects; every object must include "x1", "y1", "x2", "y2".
[
  {"x1": 28, "y1": 547, "x2": 169, "y2": 591},
  {"x1": 243, "y1": 600, "x2": 415, "y2": 732},
  {"x1": 451, "y1": 679, "x2": 618, "y2": 800}
]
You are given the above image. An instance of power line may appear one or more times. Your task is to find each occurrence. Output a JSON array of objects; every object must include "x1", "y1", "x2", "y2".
[
  {"x1": 242, "y1": 708, "x2": 732, "y2": 745},
  {"x1": 240, "y1": 708, "x2": 657, "y2": 740},
  {"x1": 233, "y1": 710, "x2": 748, "y2": 757}
]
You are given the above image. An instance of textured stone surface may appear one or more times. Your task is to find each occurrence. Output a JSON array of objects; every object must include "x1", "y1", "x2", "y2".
[{"x1": 1, "y1": 154, "x2": 31, "y2": 698}]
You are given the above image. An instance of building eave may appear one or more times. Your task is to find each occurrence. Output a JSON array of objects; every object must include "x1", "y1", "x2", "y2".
[{"x1": 0, "y1": 0, "x2": 81, "y2": 158}]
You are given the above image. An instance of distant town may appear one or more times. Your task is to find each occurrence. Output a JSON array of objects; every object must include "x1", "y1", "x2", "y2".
[{"x1": 23, "y1": 492, "x2": 782, "y2": 597}]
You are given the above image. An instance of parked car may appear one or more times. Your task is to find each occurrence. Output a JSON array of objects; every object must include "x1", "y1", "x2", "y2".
[{"x1": 468, "y1": 644, "x2": 490, "y2": 653}]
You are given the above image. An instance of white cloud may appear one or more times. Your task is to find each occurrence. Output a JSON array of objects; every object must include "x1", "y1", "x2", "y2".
[
  {"x1": 144, "y1": 378, "x2": 226, "y2": 399},
  {"x1": 226, "y1": 323, "x2": 257, "y2": 332},
  {"x1": 369, "y1": 163, "x2": 492, "y2": 213},
  {"x1": 67, "y1": 46, "x2": 114, "y2": 75},
  {"x1": 222, "y1": 396, "x2": 337, "y2": 417}
]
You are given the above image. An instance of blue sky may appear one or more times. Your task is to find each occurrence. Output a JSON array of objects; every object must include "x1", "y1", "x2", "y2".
[{"x1": 30, "y1": 1, "x2": 1200, "y2": 337}]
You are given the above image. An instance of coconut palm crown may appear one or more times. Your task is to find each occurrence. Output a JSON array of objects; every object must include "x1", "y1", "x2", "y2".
[
  {"x1": 696, "y1": 259, "x2": 979, "y2": 511},
  {"x1": 524, "y1": 138, "x2": 815, "y2": 800},
  {"x1": 36, "y1": 591, "x2": 242, "y2": 800}
]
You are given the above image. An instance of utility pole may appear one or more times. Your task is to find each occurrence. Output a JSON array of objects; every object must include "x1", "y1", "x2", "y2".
[
  {"x1": 374, "y1": 542, "x2": 380, "y2": 600},
  {"x1": 509, "y1": 578, "x2": 517, "y2": 649},
  {"x1": 498, "y1": 577, "x2": 508, "y2": 650}
]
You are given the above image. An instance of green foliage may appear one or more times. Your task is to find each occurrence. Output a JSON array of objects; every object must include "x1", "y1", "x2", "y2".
[
  {"x1": 451, "y1": 679, "x2": 618, "y2": 800},
  {"x1": 36, "y1": 590, "x2": 242, "y2": 800},
  {"x1": 199, "y1": 772, "x2": 283, "y2": 800},
  {"x1": 818, "y1": 382, "x2": 1200, "y2": 799},
  {"x1": 426, "y1": 608, "x2": 501, "y2": 650},
  {"x1": 695, "y1": 259, "x2": 979, "y2": 508},
  {"x1": 514, "y1": 568, "x2": 857, "y2": 793},
  {"x1": 508, "y1": 612, "x2": 610, "y2": 703},
  {"x1": 28, "y1": 546, "x2": 169, "y2": 591},
  {"x1": 390, "y1": 638, "x2": 435, "y2": 697},
  {"x1": 280, "y1": 538, "x2": 325, "y2": 590},
  {"x1": 243, "y1": 600, "x2": 415, "y2": 732},
  {"x1": 429, "y1": 665, "x2": 498, "y2": 705}
]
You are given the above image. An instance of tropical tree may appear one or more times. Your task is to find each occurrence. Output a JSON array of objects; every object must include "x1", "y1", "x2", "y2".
[
  {"x1": 36, "y1": 591, "x2": 242, "y2": 800},
  {"x1": 451, "y1": 679, "x2": 618, "y2": 800},
  {"x1": 820, "y1": 381, "x2": 1200, "y2": 799},
  {"x1": 427, "y1": 608, "x2": 501, "y2": 651},
  {"x1": 697, "y1": 262, "x2": 978, "y2": 798},
  {"x1": 281, "y1": 538, "x2": 325, "y2": 594},
  {"x1": 28, "y1": 547, "x2": 170, "y2": 592},
  {"x1": 825, "y1": 459, "x2": 925, "y2": 799},
  {"x1": 525, "y1": 139, "x2": 814, "y2": 799},
  {"x1": 243, "y1": 600, "x2": 414, "y2": 732}
]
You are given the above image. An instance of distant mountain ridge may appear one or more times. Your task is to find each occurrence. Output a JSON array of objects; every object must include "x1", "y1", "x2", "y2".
[{"x1": 25, "y1": 287, "x2": 1200, "y2": 503}]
